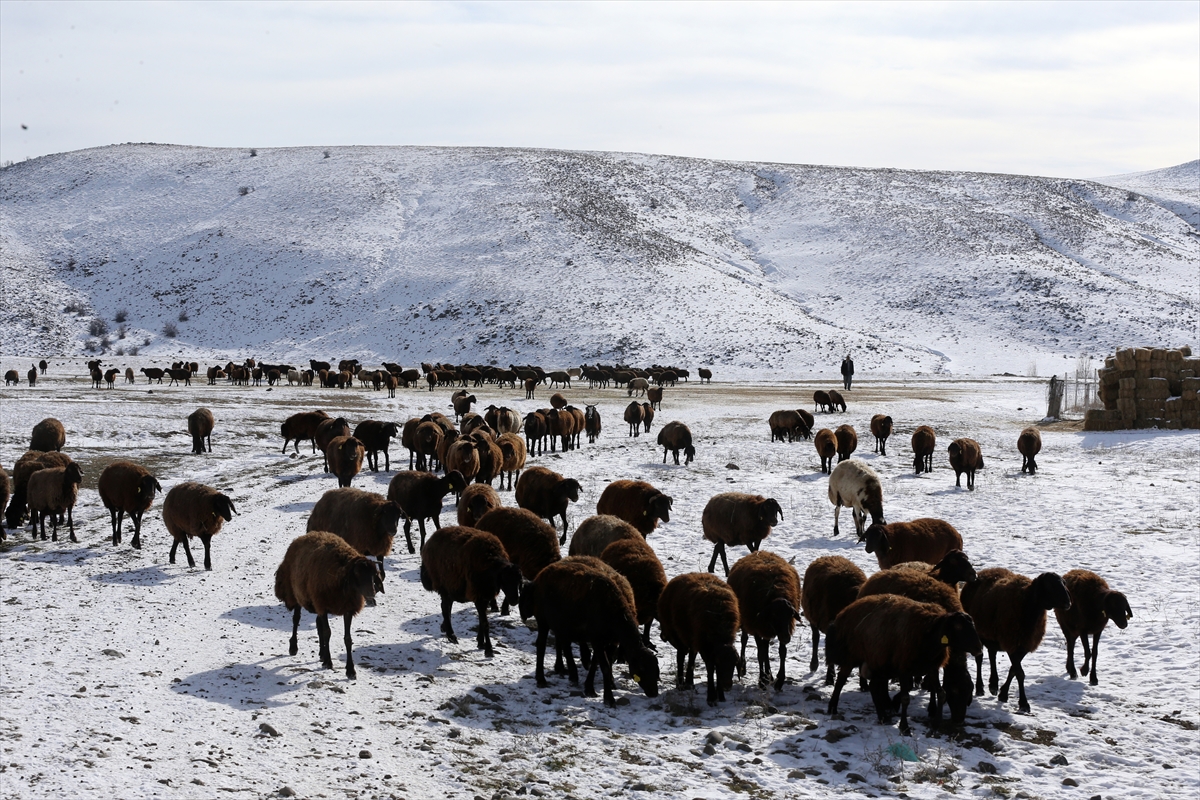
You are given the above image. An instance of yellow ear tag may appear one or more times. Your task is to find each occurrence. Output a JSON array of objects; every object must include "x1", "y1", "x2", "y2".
[
  {"x1": 632, "y1": 674, "x2": 641, "y2": 683},
  {"x1": 940, "y1": 636, "x2": 949, "y2": 645}
]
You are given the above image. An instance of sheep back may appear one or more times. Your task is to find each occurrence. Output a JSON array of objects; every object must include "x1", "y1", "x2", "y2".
[
  {"x1": 657, "y1": 573, "x2": 740, "y2": 681},
  {"x1": 307, "y1": 487, "x2": 400, "y2": 560},
  {"x1": 568, "y1": 514, "x2": 644, "y2": 556},
  {"x1": 961, "y1": 568, "x2": 1070, "y2": 657},
  {"x1": 727, "y1": 550, "x2": 801, "y2": 642},
  {"x1": 834, "y1": 424, "x2": 857, "y2": 460},
  {"x1": 701, "y1": 492, "x2": 782, "y2": 547},
  {"x1": 863, "y1": 518, "x2": 962, "y2": 570},
  {"x1": 30, "y1": 418, "x2": 66, "y2": 452},
  {"x1": 826, "y1": 595, "x2": 967, "y2": 680},
  {"x1": 420, "y1": 525, "x2": 513, "y2": 604},
  {"x1": 858, "y1": 567, "x2": 963, "y2": 613},
  {"x1": 97, "y1": 461, "x2": 162, "y2": 516},
  {"x1": 600, "y1": 536, "x2": 667, "y2": 628},
  {"x1": 800, "y1": 555, "x2": 866, "y2": 633},
  {"x1": 458, "y1": 483, "x2": 502, "y2": 526},
  {"x1": 474, "y1": 507, "x2": 562, "y2": 581},
  {"x1": 595, "y1": 479, "x2": 671, "y2": 535},
  {"x1": 274, "y1": 531, "x2": 379, "y2": 617}
]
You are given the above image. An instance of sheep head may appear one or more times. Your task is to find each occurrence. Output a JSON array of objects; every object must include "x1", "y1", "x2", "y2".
[
  {"x1": 558, "y1": 478, "x2": 581, "y2": 504},
  {"x1": 212, "y1": 493, "x2": 238, "y2": 521},
  {"x1": 935, "y1": 611, "x2": 982, "y2": 656},
  {"x1": 931, "y1": 550, "x2": 976, "y2": 585},
  {"x1": 715, "y1": 644, "x2": 739, "y2": 693},
  {"x1": 1104, "y1": 590, "x2": 1133, "y2": 629},
  {"x1": 517, "y1": 580, "x2": 536, "y2": 621},
  {"x1": 628, "y1": 643, "x2": 661, "y2": 698},
  {"x1": 379, "y1": 503, "x2": 403, "y2": 537},
  {"x1": 347, "y1": 558, "x2": 382, "y2": 608},
  {"x1": 649, "y1": 493, "x2": 672, "y2": 524},
  {"x1": 65, "y1": 462, "x2": 84, "y2": 486},
  {"x1": 683, "y1": 444, "x2": 696, "y2": 465},
  {"x1": 444, "y1": 470, "x2": 468, "y2": 495},
  {"x1": 863, "y1": 524, "x2": 889, "y2": 555},
  {"x1": 136, "y1": 474, "x2": 162, "y2": 500},
  {"x1": 1033, "y1": 572, "x2": 1072, "y2": 611},
  {"x1": 760, "y1": 498, "x2": 783, "y2": 526}
]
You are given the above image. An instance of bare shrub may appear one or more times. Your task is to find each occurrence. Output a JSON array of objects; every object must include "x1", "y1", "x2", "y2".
[
  {"x1": 162, "y1": 322, "x2": 178, "y2": 338},
  {"x1": 178, "y1": 310, "x2": 189, "y2": 322},
  {"x1": 88, "y1": 318, "x2": 109, "y2": 337},
  {"x1": 114, "y1": 309, "x2": 128, "y2": 323}
]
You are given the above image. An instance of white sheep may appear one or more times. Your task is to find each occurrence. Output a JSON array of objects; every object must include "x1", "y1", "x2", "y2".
[{"x1": 827, "y1": 459, "x2": 884, "y2": 539}]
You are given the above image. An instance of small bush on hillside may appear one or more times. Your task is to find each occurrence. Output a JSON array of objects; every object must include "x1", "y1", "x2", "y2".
[
  {"x1": 178, "y1": 310, "x2": 189, "y2": 322},
  {"x1": 117, "y1": 324, "x2": 127, "y2": 340},
  {"x1": 114, "y1": 309, "x2": 128, "y2": 323},
  {"x1": 249, "y1": 148, "x2": 257, "y2": 157},
  {"x1": 162, "y1": 322, "x2": 178, "y2": 338},
  {"x1": 238, "y1": 186, "x2": 251, "y2": 196},
  {"x1": 88, "y1": 318, "x2": 109, "y2": 337}
]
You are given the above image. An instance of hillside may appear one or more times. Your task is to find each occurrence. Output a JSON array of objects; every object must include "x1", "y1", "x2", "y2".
[{"x1": 1, "y1": 145, "x2": 1196, "y2": 375}]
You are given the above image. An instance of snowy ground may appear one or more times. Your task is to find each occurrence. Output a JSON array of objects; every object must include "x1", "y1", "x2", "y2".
[{"x1": 1, "y1": 362, "x2": 1197, "y2": 800}]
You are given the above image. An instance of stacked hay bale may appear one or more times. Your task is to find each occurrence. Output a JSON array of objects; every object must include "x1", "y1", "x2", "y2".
[{"x1": 1088, "y1": 346, "x2": 1199, "y2": 431}]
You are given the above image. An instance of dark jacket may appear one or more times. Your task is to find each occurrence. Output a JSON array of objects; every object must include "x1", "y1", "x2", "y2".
[{"x1": 841, "y1": 358, "x2": 854, "y2": 377}]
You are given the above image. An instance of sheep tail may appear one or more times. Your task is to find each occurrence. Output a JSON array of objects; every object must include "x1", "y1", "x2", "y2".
[{"x1": 419, "y1": 563, "x2": 432, "y2": 592}]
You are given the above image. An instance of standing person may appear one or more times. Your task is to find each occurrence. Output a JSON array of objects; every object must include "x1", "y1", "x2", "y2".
[{"x1": 841, "y1": 354, "x2": 854, "y2": 390}]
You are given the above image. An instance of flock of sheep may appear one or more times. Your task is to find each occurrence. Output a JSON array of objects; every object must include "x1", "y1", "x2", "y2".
[{"x1": 0, "y1": 358, "x2": 1134, "y2": 739}]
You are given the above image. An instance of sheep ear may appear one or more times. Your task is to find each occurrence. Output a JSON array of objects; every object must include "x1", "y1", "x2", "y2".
[{"x1": 225, "y1": 495, "x2": 238, "y2": 515}]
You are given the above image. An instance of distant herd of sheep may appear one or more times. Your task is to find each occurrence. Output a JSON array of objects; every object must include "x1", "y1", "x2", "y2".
[{"x1": 0, "y1": 359, "x2": 1132, "y2": 737}]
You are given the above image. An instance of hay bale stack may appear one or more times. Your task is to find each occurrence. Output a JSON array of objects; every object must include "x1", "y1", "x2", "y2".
[{"x1": 1086, "y1": 346, "x2": 1198, "y2": 431}]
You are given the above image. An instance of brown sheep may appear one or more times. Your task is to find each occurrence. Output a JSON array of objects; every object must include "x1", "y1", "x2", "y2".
[
  {"x1": 97, "y1": 461, "x2": 163, "y2": 548},
  {"x1": 521, "y1": 556, "x2": 660, "y2": 706},
  {"x1": 769, "y1": 409, "x2": 812, "y2": 442},
  {"x1": 623, "y1": 401, "x2": 644, "y2": 437},
  {"x1": 4, "y1": 369, "x2": 19, "y2": 386},
  {"x1": 813, "y1": 390, "x2": 832, "y2": 413},
  {"x1": 30, "y1": 418, "x2": 66, "y2": 452},
  {"x1": 451, "y1": 391, "x2": 476, "y2": 421},
  {"x1": 800, "y1": 555, "x2": 867, "y2": 683},
  {"x1": 657, "y1": 420, "x2": 695, "y2": 465},
  {"x1": 475, "y1": 507, "x2": 562, "y2": 613},
  {"x1": 870, "y1": 414, "x2": 893, "y2": 455},
  {"x1": 444, "y1": 438, "x2": 480, "y2": 485},
  {"x1": 496, "y1": 432, "x2": 527, "y2": 491},
  {"x1": 473, "y1": 434, "x2": 504, "y2": 486},
  {"x1": 864, "y1": 518, "x2": 963, "y2": 570},
  {"x1": 1054, "y1": 569, "x2": 1132, "y2": 687},
  {"x1": 414, "y1": 419, "x2": 445, "y2": 472},
  {"x1": 727, "y1": 551, "x2": 802, "y2": 691},
  {"x1": 828, "y1": 459, "x2": 885, "y2": 539},
  {"x1": 5, "y1": 450, "x2": 72, "y2": 529},
  {"x1": 387, "y1": 470, "x2": 468, "y2": 553},
  {"x1": 827, "y1": 389, "x2": 847, "y2": 412},
  {"x1": 550, "y1": 392, "x2": 568, "y2": 410},
  {"x1": 834, "y1": 424, "x2": 857, "y2": 462},
  {"x1": 0, "y1": 466, "x2": 8, "y2": 541},
  {"x1": 568, "y1": 514, "x2": 644, "y2": 557},
  {"x1": 646, "y1": 386, "x2": 663, "y2": 410},
  {"x1": 163, "y1": 481, "x2": 238, "y2": 570},
  {"x1": 316, "y1": 417, "x2": 352, "y2": 472},
  {"x1": 275, "y1": 531, "x2": 383, "y2": 679},
  {"x1": 281, "y1": 410, "x2": 331, "y2": 454},
  {"x1": 457, "y1": 483, "x2": 502, "y2": 527},
  {"x1": 911, "y1": 425, "x2": 936, "y2": 474},
  {"x1": 27, "y1": 365, "x2": 37, "y2": 386},
  {"x1": 141, "y1": 367, "x2": 165, "y2": 384},
  {"x1": 326, "y1": 435, "x2": 365, "y2": 488},
  {"x1": 484, "y1": 405, "x2": 521, "y2": 435},
  {"x1": 27, "y1": 462, "x2": 84, "y2": 542},
  {"x1": 947, "y1": 437, "x2": 984, "y2": 490},
  {"x1": 515, "y1": 466, "x2": 582, "y2": 544},
  {"x1": 419, "y1": 525, "x2": 522, "y2": 658},
  {"x1": 124, "y1": 367, "x2": 135, "y2": 384},
  {"x1": 825, "y1": 595, "x2": 981, "y2": 734},
  {"x1": 353, "y1": 420, "x2": 400, "y2": 472},
  {"x1": 701, "y1": 492, "x2": 783, "y2": 575},
  {"x1": 657, "y1": 572, "x2": 741, "y2": 705},
  {"x1": 595, "y1": 479, "x2": 672, "y2": 537},
  {"x1": 584, "y1": 405, "x2": 602, "y2": 443},
  {"x1": 188, "y1": 408, "x2": 214, "y2": 454},
  {"x1": 600, "y1": 536, "x2": 667, "y2": 646},
  {"x1": 523, "y1": 411, "x2": 548, "y2": 456},
  {"x1": 401, "y1": 417, "x2": 422, "y2": 468},
  {"x1": 814, "y1": 428, "x2": 836, "y2": 473},
  {"x1": 1018, "y1": 427, "x2": 1042, "y2": 474},
  {"x1": 524, "y1": 377, "x2": 537, "y2": 399},
  {"x1": 307, "y1": 487, "x2": 403, "y2": 573},
  {"x1": 38, "y1": 359, "x2": 47, "y2": 375},
  {"x1": 698, "y1": 367, "x2": 712, "y2": 383},
  {"x1": 960, "y1": 568, "x2": 1072, "y2": 712}
]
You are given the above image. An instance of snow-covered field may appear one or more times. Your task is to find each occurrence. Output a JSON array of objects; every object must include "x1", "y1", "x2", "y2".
[{"x1": 2, "y1": 363, "x2": 1197, "y2": 800}]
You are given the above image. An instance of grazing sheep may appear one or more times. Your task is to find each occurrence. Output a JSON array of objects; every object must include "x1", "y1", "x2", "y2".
[
  {"x1": 307, "y1": 487, "x2": 402, "y2": 573},
  {"x1": 387, "y1": 470, "x2": 468, "y2": 553},
  {"x1": 657, "y1": 572, "x2": 741, "y2": 705},
  {"x1": 523, "y1": 556, "x2": 661, "y2": 706},
  {"x1": 30, "y1": 418, "x2": 66, "y2": 453},
  {"x1": 419, "y1": 525, "x2": 522, "y2": 658},
  {"x1": 5, "y1": 451, "x2": 72, "y2": 529},
  {"x1": 457, "y1": 483, "x2": 502, "y2": 527},
  {"x1": 316, "y1": 417, "x2": 352, "y2": 472},
  {"x1": 281, "y1": 410, "x2": 331, "y2": 454},
  {"x1": 814, "y1": 428, "x2": 837, "y2": 473},
  {"x1": 947, "y1": 438, "x2": 984, "y2": 490},
  {"x1": 27, "y1": 462, "x2": 84, "y2": 542},
  {"x1": 596, "y1": 479, "x2": 672, "y2": 537},
  {"x1": 657, "y1": 421, "x2": 695, "y2": 465},
  {"x1": 515, "y1": 466, "x2": 581, "y2": 544},
  {"x1": 1054, "y1": 569, "x2": 1132, "y2": 686},
  {"x1": 769, "y1": 409, "x2": 813, "y2": 442},
  {"x1": 825, "y1": 595, "x2": 981, "y2": 734},
  {"x1": 97, "y1": 461, "x2": 163, "y2": 548},
  {"x1": 167, "y1": 368, "x2": 192, "y2": 387},
  {"x1": 827, "y1": 389, "x2": 847, "y2": 412},
  {"x1": 163, "y1": 481, "x2": 238, "y2": 570},
  {"x1": 584, "y1": 404, "x2": 602, "y2": 443},
  {"x1": 352, "y1": 420, "x2": 399, "y2": 472},
  {"x1": 960, "y1": 568, "x2": 1072, "y2": 712},
  {"x1": 600, "y1": 536, "x2": 666, "y2": 646},
  {"x1": 326, "y1": 435, "x2": 365, "y2": 488},
  {"x1": 475, "y1": 507, "x2": 562, "y2": 600},
  {"x1": 727, "y1": 551, "x2": 802, "y2": 691},
  {"x1": 1018, "y1": 427, "x2": 1042, "y2": 475},
  {"x1": 627, "y1": 377, "x2": 649, "y2": 397},
  {"x1": 863, "y1": 518, "x2": 962, "y2": 570},
  {"x1": 800, "y1": 555, "x2": 867, "y2": 683},
  {"x1": 828, "y1": 459, "x2": 884, "y2": 539},
  {"x1": 701, "y1": 492, "x2": 784, "y2": 575},
  {"x1": 698, "y1": 368, "x2": 712, "y2": 383},
  {"x1": 568, "y1": 514, "x2": 644, "y2": 557},
  {"x1": 814, "y1": 390, "x2": 832, "y2": 413},
  {"x1": 870, "y1": 414, "x2": 893, "y2": 455},
  {"x1": 911, "y1": 425, "x2": 936, "y2": 474},
  {"x1": 275, "y1": 531, "x2": 383, "y2": 679},
  {"x1": 451, "y1": 391, "x2": 476, "y2": 421},
  {"x1": 647, "y1": 386, "x2": 663, "y2": 410},
  {"x1": 187, "y1": 408, "x2": 214, "y2": 454},
  {"x1": 496, "y1": 433, "x2": 527, "y2": 491},
  {"x1": 124, "y1": 367, "x2": 135, "y2": 384},
  {"x1": 4, "y1": 370, "x2": 19, "y2": 386},
  {"x1": 640, "y1": 402, "x2": 655, "y2": 433},
  {"x1": 622, "y1": 401, "x2": 644, "y2": 437},
  {"x1": 141, "y1": 367, "x2": 165, "y2": 384},
  {"x1": 834, "y1": 424, "x2": 857, "y2": 462}
]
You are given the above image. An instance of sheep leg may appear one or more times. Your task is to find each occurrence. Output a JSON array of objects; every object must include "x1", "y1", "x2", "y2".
[
  {"x1": 289, "y1": 607, "x2": 301, "y2": 655},
  {"x1": 809, "y1": 624, "x2": 820, "y2": 673},
  {"x1": 439, "y1": 595, "x2": 458, "y2": 644},
  {"x1": 535, "y1": 627, "x2": 550, "y2": 687},
  {"x1": 896, "y1": 676, "x2": 914, "y2": 735},
  {"x1": 1001, "y1": 654, "x2": 1030, "y2": 712},
  {"x1": 419, "y1": 518, "x2": 430, "y2": 550},
  {"x1": 987, "y1": 647, "x2": 1000, "y2": 695},
  {"x1": 686, "y1": 651, "x2": 698, "y2": 690},
  {"x1": 868, "y1": 676, "x2": 893, "y2": 724},
  {"x1": 1064, "y1": 634, "x2": 1079, "y2": 679},
  {"x1": 973, "y1": 650, "x2": 985, "y2": 696},
  {"x1": 674, "y1": 648, "x2": 687, "y2": 690},
  {"x1": 557, "y1": 514, "x2": 568, "y2": 546},
  {"x1": 705, "y1": 661, "x2": 719, "y2": 706},
  {"x1": 706, "y1": 542, "x2": 725, "y2": 575},
  {"x1": 474, "y1": 600, "x2": 493, "y2": 657},
  {"x1": 109, "y1": 508, "x2": 121, "y2": 546},
  {"x1": 967, "y1": 470, "x2": 975, "y2": 491},
  {"x1": 401, "y1": 518, "x2": 415, "y2": 555},
  {"x1": 827, "y1": 664, "x2": 851, "y2": 717},
  {"x1": 316, "y1": 614, "x2": 333, "y2": 670},
  {"x1": 180, "y1": 536, "x2": 196, "y2": 568},
  {"x1": 852, "y1": 508, "x2": 864, "y2": 541},
  {"x1": 1087, "y1": 633, "x2": 1100, "y2": 686},
  {"x1": 774, "y1": 638, "x2": 787, "y2": 692},
  {"x1": 737, "y1": 630, "x2": 748, "y2": 679},
  {"x1": 832, "y1": 505, "x2": 841, "y2": 537},
  {"x1": 642, "y1": 621, "x2": 655, "y2": 649},
  {"x1": 756, "y1": 635, "x2": 772, "y2": 688},
  {"x1": 130, "y1": 511, "x2": 143, "y2": 550},
  {"x1": 201, "y1": 534, "x2": 212, "y2": 571},
  {"x1": 340, "y1": 614, "x2": 358, "y2": 679}
]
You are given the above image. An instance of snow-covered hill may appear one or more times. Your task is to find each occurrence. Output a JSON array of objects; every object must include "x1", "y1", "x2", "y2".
[{"x1": 1, "y1": 146, "x2": 1196, "y2": 375}]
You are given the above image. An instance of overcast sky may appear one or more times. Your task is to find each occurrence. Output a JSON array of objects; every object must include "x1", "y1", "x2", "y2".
[{"x1": 1, "y1": 1, "x2": 1196, "y2": 177}]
